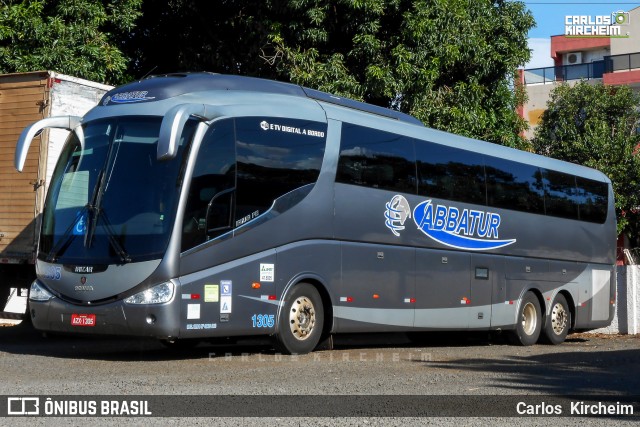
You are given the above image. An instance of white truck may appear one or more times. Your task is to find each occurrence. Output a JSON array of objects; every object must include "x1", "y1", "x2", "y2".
[{"x1": 0, "y1": 71, "x2": 111, "y2": 320}]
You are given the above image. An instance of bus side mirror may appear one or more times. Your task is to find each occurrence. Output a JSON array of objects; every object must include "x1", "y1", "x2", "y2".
[
  {"x1": 158, "y1": 104, "x2": 217, "y2": 161},
  {"x1": 15, "y1": 116, "x2": 83, "y2": 172}
]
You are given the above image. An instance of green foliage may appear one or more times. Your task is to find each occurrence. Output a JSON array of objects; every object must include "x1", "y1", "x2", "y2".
[
  {"x1": 0, "y1": 0, "x2": 534, "y2": 145},
  {"x1": 125, "y1": 0, "x2": 534, "y2": 148},
  {"x1": 126, "y1": 1, "x2": 278, "y2": 78},
  {"x1": 532, "y1": 81, "x2": 640, "y2": 244},
  {"x1": 0, "y1": 0, "x2": 142, "y2": 84},
  {"x1": 266, "y1": 0, "x2": 534, "y2": 149}
]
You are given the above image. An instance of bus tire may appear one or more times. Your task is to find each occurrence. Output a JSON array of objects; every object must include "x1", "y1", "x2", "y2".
[
  {"x1": 509, "y1": 292, "x2": 542, "y2": 346},
  {"x1": 275, "y1": 283, "x2": 324, "y2": 355},
  {"x1": 542, "y1": 293, "x2": 570, "y2": 345}
]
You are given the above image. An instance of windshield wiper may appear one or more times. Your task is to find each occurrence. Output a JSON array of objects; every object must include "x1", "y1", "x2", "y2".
[
  {"x1": 98, "y1": 209, "x2": 132, "y2": 263},
  {"x1": 84, "y1": 168, "x2": 105, "y2": 249},
  {"x1": 45, "y1": 207, "x2": 88, "y2": 263},
  {"x1": 78, "y1": 128, "x2": 131, "y2": 263},
  {"x1": 85, "y1": 132, "x2": 124, "y2": 249},
  {"x1": 83, "y1": 174, "x2": 131, "y2": 263}
]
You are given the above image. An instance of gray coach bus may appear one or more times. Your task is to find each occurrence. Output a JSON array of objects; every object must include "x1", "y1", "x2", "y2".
[{"x1": 15, "y1": 73, "x2": 616, "y2": 354}]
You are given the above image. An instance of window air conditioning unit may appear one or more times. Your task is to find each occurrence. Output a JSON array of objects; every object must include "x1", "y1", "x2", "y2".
[{"x1": 564, "y1": 52, "x2": 582, "y2": 65}]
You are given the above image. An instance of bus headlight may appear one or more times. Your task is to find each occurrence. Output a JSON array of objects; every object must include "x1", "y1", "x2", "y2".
[
  {"x1": 29, "y1": 280, "x2": 55, "y2": 301},
  {"x1": 124, "y1": 282, "x2": 175, "y2": 305}
]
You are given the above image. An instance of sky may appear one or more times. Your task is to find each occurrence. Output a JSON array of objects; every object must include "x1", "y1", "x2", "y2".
[{"x1": 523, "y1": 0, "x2": 640, "y2": 69}]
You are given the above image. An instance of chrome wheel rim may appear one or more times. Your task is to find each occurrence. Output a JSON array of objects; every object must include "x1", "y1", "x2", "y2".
[
  {"x1": 521, "y1": 302, "x2": 537, "y2": 336},
  {"x1": 289, "y1": 296, "x2": 316, "y2": 341},
  {"x1": 551, "y1": 302, "x2": 568, "y2": 335}
]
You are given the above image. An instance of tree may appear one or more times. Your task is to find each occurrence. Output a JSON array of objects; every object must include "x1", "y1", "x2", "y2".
[
  {"x1": 125, "y1": 0, "x2": 534, "y2": 148},
  {"x1": 532, "y1": 81, "x2": 640, "y2": 247},
  {"x1": 0, "y1": 0, "x2": 142, "y2": 84},
  {"x1": 124, "y1": 0, "x2": 278, "y2": 78},
  {"x1": 267, "y1": 0, "x2": 534, "y2": 148}
]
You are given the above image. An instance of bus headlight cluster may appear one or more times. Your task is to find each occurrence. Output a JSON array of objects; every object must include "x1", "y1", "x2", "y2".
[
  {"x1": 29, "y1": 280, "x2": 55, "y2": 301},
  {"x1": 124, "y1": 282, "x2": 175, "y2": 305}
]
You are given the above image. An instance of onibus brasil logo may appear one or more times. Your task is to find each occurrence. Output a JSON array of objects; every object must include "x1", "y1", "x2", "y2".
[{"x1": 385, "y1": 195, "x2": 516, "y2": 251}]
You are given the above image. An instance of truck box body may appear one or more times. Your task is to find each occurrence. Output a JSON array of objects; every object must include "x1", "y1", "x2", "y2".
[{"x1": 0, "y1": 71, "x2": 111, "y2": 317}]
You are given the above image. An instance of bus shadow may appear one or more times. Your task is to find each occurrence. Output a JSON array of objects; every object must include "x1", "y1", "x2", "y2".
[
  {"x1": 0, "y1": 322, "x2": 501, "y2": 361},
  {"x1": 416, "y1": 346, "x2": 640, "y2": 395},
  {"x1": 0, "y1": 322, "x2": 422, "y2": 361},
  {"x1": 0, "y1": 321, "x2": 277, "y2": 361},
  {"x1": 0, "y1": 321, "x2": 618, "y2": 368}
]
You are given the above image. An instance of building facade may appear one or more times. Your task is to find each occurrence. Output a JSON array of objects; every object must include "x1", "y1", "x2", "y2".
[{"x1": 520, "y1": 6, "x2": 640, "y2": 140}]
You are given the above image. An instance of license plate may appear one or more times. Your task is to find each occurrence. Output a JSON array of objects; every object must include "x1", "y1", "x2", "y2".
[{"x1": 71, "y1": 314, "x2": 96, "y2": 327}]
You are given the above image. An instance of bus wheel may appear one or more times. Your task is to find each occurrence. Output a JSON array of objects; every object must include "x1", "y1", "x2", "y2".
[
  {"x1": 509, "y1": 292, "x2": 541, "y2": 346},
  {"x1": 276, "y1": 283, "x2": 324, "y2": 355},
  {"x1": 542, "y1": 294, "x2": 570, "y2": 345}
]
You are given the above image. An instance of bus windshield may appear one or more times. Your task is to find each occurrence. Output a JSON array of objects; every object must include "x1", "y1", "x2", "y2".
[{"x1": 40, "y1": 117, "x2": 195, "y2": 264}]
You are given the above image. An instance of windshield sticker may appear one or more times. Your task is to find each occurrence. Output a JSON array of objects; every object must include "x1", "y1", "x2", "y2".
[
  {"x1": 385, "y1": 195, "x2": 516, "y2": 251},
  {"x1": 259, "y1": 120, "x2": 325, "y2": 138},
  {"x1": 103, "y1": 91, "x2": 155, "y2": 105},
  {"x1": 72, "y1": 211, "x2": 87, "y2": 236}
]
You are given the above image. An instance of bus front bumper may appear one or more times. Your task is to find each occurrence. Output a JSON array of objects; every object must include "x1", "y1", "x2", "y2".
[{"x1": 28, "y1": 297, "x2": 181, "y2": 339}]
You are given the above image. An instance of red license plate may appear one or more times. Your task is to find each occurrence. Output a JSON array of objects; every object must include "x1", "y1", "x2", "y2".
[{"x1": 71, "y1": 314, "x2": 96, "y2": 327}]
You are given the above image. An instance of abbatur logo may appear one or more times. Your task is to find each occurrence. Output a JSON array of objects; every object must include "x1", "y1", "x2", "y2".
[
  {"x1": 384, "y1": 195, "x2": 411, "y2": 237},
  {"x1": 385, "y1": 195, "x2": 516, "y2": 251}
]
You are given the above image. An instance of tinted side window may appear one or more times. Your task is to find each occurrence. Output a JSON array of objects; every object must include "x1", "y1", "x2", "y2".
[
  {"x1": 416, "y1": 142, "x2": 486, "y2": 204},
  {"x1": 235, "y1": 117, "x2": 326, "y2": 223},
  {"x1": 576, "y1": 177, "x2": 608, "y2": 223},
  {"x1": 543, "y1": 170, "x2": 579, "y2": 220},
  {"x1": 182, "y1": 120, "x2": 236, "y2": 251},
  {"x1": 337, "y1": 123, "x2": 416, "y2": 193},
  {"x1": 485, "y1": 158, "x2": 545, "y2": 214}
]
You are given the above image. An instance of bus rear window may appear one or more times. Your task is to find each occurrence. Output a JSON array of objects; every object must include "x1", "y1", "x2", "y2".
[{"x1": 576, "y1": 176, "x2": 608, "y2": 223}]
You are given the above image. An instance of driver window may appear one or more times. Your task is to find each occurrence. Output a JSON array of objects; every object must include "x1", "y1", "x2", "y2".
[{"x1": 182, "y1": 119, "x2": 236, "y2": 252}]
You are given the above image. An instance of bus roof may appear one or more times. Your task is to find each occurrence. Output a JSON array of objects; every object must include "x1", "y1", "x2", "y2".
[{"x1": 99, "y1": 72, "x2": 423, "y2": 126}]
